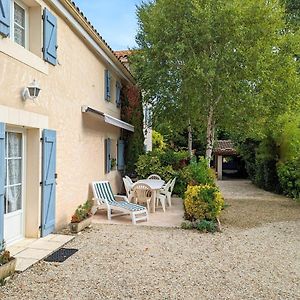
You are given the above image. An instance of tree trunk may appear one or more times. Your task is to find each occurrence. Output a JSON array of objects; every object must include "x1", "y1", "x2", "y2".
[
  {"x1": 188, "y1": 120, "x2": 193, "y2": 158},
  {"x1": 205, "y1": 106, "x2": 215, "y2": 165}
]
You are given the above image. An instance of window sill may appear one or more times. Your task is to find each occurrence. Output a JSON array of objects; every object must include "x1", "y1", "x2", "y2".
[{"x1": 0, "y1": 38, "x2": 48, "y2": 75}]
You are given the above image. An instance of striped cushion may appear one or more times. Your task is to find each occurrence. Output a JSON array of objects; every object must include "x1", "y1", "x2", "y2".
[
  {"x1": 112, "y1": 201, "x2": 146, "y2": 212},
  {"x1": 94, "y1": 181, "x2": 146, "y2": 212}
]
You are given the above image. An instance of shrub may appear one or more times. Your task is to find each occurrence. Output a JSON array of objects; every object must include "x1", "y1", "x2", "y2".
[
  {"x1": 181, "y1": 220, "x2": 194, "y2": 230},
  {"x1": 194, "y1": 219, "x2": 218, "y2": 233},
  {"x1": 184, "y1": 184, "x2": 224, "y2": 221},
  {"x1": 277, "y1": 158, "x2": 300, "y2": 199},
  {"x1": 71, "y1": 200, "x2": 92, "y2": 223},
  {"x1": 152, "y1": 130, "x2": 166, "y2": 151},
  {"x1": 135, "y1": 153, "x2": 162, "y2": 179}
]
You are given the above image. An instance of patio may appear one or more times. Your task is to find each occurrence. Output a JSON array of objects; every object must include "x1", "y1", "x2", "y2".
[{"x1": 92, "y1": 197, "x2": 184, "y2": 227}]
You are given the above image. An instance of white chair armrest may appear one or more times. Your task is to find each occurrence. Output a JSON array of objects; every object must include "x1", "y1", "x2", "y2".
[{"x1": 114, "y1": 195, "x2": 129, "y2": 202}]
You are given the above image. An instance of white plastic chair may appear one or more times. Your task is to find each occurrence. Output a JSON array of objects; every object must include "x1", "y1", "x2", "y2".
[
  {"x1": 123, "y1": 177, "x2": 134, "y2": 202},
  {"x1": 125, "y1": 175, "x2": 133, "y2": 185},
  {"x1": 159, "y1": 180, "x2": 172, "y2": 207},
  {"x1": 132, "y1": 183, "x2": 153, "y2": 212},
  {"x1": 147, "y1": 174, "x2": 162, "y2": 180}
]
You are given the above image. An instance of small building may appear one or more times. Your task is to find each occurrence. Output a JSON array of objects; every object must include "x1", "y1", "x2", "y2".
[
  {"x1": 0, "y1": 0, "x2": 135, "y2": 245},
  {"x1": 214, "y1": 140, "x2": 238, "y2": 180}
]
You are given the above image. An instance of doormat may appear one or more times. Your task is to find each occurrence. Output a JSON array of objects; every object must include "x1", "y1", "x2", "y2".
[{"x1": 44, "y1": 248, "x2": 78, "y2": 263}]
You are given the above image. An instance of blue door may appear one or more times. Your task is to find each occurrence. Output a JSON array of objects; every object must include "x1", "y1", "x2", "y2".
[
  {"x1": 0, "y1": 123, "x2": 5, "y2": 246},
  {"x1": 41, "y1": 129, "x2": 56, "y2": 237}
]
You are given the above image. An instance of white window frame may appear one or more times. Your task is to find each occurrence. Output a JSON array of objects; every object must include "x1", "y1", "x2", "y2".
[{"x1": 10, "y1": 0, "x2": 29, "y2": 49}]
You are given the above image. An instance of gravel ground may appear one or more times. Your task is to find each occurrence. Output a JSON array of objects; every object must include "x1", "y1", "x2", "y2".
[{"x1": 0, "y1": 180, "x2": 299, "y2": 300}]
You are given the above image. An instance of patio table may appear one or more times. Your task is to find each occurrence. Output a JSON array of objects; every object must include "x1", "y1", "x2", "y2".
[{"x1": 133, "y1": 179, "x2": 165, "y2": 213}]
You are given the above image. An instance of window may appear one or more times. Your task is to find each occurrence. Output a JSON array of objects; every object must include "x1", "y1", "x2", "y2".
[{"x1": 11, "y1": 0, "x2": 28, "y2": 48}]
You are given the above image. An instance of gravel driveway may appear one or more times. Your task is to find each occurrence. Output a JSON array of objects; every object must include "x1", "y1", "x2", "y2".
[{"x1": 0, "y1": 180, "x2": 299, "y2": 300}]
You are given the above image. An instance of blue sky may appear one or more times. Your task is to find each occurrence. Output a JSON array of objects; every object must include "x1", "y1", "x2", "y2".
[{"x1": 73, "y1": 1, "x2": 143, "y2": 50}]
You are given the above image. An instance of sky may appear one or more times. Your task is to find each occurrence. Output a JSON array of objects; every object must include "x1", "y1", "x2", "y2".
[{"x1": 73, "y1": 0, "x2": 143, "y2": 51}]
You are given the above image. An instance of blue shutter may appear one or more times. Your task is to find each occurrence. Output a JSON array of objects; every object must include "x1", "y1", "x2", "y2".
[
  {"x1": 105, "y1": 70, "x2": 111, "y2": 101},
  {"x1": 116, "y1": 82, "x2": 121, "y2": 108},
  {"x1": 105, "y1": 138, "x2": 111, "y2": 173},
  {"x1": 117, "y1": 140, "x2": 125, "y2": 171},
  {"x1": 43, "y1": 8, "x2": 57, "y2": 66},
  {"x1": 41, "y1": 129, "x2": 56, "y2": 237},
  {"x1": 0, "y1": 0, "x2": 10, "y2": 37},
  {"x1": 0, "y1": 123, "x2": 5, "y2": 246}
]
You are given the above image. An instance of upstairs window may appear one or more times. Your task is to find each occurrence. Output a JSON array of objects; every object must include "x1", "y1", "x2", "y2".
[{"x1": 12, "y1": 1, "x2": 28, "y2": 48}]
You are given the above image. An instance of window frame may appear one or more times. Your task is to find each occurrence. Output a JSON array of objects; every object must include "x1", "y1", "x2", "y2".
[{"x1": 10, "y1": 0, "x2": 29, "y2": 49}]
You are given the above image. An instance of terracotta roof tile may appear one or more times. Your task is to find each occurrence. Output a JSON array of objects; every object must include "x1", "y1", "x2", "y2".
[{"x1": 214, "y1": 140, "x2": 237, "y2": 155}]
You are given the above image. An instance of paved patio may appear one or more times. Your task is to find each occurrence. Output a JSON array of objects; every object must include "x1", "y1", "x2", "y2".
[
  {"x1": 92, "y1": 197, "x2": 184, "y2": 227},
  {"x1": 7, "y1": 234, "x2": 74, "y2": 272}
]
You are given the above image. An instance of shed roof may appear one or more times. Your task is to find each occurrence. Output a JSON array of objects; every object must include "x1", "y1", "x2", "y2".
[{"x1": 214, "y1": 140, "x2": 237, "y2": 156}]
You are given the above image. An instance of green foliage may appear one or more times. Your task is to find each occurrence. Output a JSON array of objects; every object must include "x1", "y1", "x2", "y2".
[
  {"x1": 0, "y1": 250, "x2": 11, "y2": 267},
  {"x1": 184, "y1": 184, "x2": 224, "y2": 222},
  {"x1": 132, "y1": 0, "x2": 300, "y2": 151},
  {"x1": 71, "y1": 200, "x2": 92, "y2": 223},
  {"x1": 136, "y1": 151, "x2": 215, "y2": 197},
  {"x1": 181, "y1": 219, "x2": 218, "y2": 233},
  {"x1": 194, "y1": 220, "x2": 218, "y2": 233},
  {"x1": 152, "y1": 130, "x2": 166, "y2": 151},
  {"x1": 121, "y1": 85, "x2": 145, "y2": 174},
  {"x1": 277, "y1": 158, "x2": 300, "y2": 199}
]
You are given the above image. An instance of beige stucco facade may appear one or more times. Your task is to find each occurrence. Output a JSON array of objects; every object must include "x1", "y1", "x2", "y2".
[{"x1": 0, "y1": 0, "x2": 134, "y2": 240}]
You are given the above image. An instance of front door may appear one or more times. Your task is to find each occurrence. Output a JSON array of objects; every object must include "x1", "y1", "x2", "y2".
[{"x1": 4, "y1": 130, "x2": 25, "y2": 245}]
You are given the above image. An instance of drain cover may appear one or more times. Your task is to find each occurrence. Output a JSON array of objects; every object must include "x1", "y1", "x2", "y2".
[{"x1": 44, "y1": 248, "x2": 78, "y2": 263}]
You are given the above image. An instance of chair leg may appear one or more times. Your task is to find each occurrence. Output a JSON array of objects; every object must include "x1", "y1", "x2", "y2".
[
  {"x1": 107, "y1": 208, "x2": 112, "y2": 220},
  {"x1": 131, "y1": 213, "x2": 136, "y2": 225},
  {"x1": 167, "y1": 193, "x2": 172, "y2": 207},
  {"x1": 161, "y1": 199, "x2": 166, "y2": 212}
]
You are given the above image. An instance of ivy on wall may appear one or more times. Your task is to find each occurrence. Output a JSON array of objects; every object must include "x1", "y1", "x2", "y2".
[{"x1": 121, "y1": 84, "x2": 145, "y2": 174}]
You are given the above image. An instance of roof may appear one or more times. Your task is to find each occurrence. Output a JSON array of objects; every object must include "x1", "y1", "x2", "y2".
[
  {"x1": 53, "y1": 0, "x2": 135, "y2": 83},
  {"x1": 114, "y1": 50, "x2": 133, "y2": 63},
  {"x1": 214, "y1": 140, "x2": 237, "y2": 156}
]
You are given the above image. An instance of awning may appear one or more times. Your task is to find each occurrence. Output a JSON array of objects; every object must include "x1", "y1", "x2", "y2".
[{"x1": 81, "y1": 105, "x2": 134, "y2": 132}]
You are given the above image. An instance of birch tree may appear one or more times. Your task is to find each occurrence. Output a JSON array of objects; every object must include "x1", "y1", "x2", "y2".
[{"x1": 132, "y1": 0, "x2": 300, "y2": 162}]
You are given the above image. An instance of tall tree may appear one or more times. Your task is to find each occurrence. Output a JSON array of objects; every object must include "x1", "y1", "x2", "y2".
[{"x1": 132, "y1": 0, "x2": 300, "y2": 162}]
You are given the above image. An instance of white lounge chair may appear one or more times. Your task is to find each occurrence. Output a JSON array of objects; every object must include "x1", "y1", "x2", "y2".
[
  {"x1": 147, "y1": 174, "x2": 162, "y2": 180},
  {"x1": 91, "y1": 181, "x2": 148, "y2": 225}
]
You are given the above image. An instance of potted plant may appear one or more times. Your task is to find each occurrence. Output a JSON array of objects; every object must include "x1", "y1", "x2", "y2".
[
  {"x1": 111, "y1": 158, "x2": 117, "y2": 170},
  {"x1": 0, "y1": 240, "x2": 16, "y2": 282},
  {"x1": 70, "y1": 200, "x2": 93, "y2": 233}
]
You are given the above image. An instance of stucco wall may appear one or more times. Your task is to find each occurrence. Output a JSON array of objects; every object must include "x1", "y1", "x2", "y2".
[{"x1": 0, "y1": 1, "x2": 127, "y2": 230}]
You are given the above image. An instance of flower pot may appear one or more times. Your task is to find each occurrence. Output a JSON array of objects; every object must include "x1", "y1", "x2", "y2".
[
  {"x1": 0, "y1": 258, "x2": 16, "y2": 280},
  {"x1": 70, "y1": 216, "x2": 92, "y2": 233}
]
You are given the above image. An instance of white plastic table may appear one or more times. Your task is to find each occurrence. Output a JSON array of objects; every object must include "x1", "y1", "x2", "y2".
[{"x1": 134, "y1": 179, "x2": 165, "y2": 213}]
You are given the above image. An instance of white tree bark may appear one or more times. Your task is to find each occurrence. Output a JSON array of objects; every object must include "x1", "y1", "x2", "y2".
[
  {"x1": 205, "y1": 106, "x2": 215, "y2": 165},
  {"x1": 188, "y1": 120, "x2": 193, "y2": 158}
]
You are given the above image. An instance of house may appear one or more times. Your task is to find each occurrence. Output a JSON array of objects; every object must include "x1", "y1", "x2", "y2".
[
  {"x1": 115, "y1": 50, "x2": 153, "y2": 152},
  {"x1": 0, "y1": 0, "x2": 135, "y2": 246}
]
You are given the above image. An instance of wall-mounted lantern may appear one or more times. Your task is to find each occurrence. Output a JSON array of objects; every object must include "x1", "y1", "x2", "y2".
[{"x1": 22, "y1": 80, "x2": 41, "y2": 101}]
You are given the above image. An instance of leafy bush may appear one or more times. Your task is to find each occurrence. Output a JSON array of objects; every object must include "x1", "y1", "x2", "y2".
[
  {"x1": 135, "y1": 153, "x2": 162, "y2": 179},
  {"x1": 152, "y1": 130, "x2": 166, "y2": 151},
  {"x1": 184, "y1": 184, "x2": 224, "y2": 221},
  {"x1": 181, "y1": 219, "x2": 218, "y2": 232},
  {"x1": 71, "y1": 200, "x2": 92, "y2": 223},
  {"x1": 277, "y1": 158, "x2": 300, "y2": 199},
  {"x1": 194, "y1": 219, "x2": 218, "y2": 233}
]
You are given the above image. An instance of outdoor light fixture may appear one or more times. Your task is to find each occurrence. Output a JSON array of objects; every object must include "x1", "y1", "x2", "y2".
[{"x1": 22, "y1": 80, "x2": 41, "y2": 101}]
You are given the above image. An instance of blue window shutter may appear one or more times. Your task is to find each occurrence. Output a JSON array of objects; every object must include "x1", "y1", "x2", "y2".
[
  {"x1": 104, "y1": 70, "x2": 111, "y2": 101},
  {"x1": 0, "y1": 123, "x2": 5, "y2": 245},
  {"x1": 0, "y1": 0, "x2": 10, "y2": 37},
  {"x1": 43, "y1": 8, "x2": 57, "y2": 66},
  {"x1": 116, "y1": 82, "x2": 121, "y2": 108},
  {"x1": 105, "y1": 138, "x2": 111, "y2": 173},
  {"x1": 41, "y1": 129, "x2": 56, "y2": 237},
  {"x1": 117, "y1": 140, "x2": 125, "y2": 171}
]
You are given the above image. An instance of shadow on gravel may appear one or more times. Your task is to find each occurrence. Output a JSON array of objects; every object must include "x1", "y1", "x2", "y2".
[{"x1": 220, "y1": 197, "x2": 300, "y2": 229}]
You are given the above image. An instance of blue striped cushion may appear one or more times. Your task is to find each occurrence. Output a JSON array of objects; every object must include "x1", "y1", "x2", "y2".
[{"x1": 94, "y1": 182, "x2": 146, "y2": 212}]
